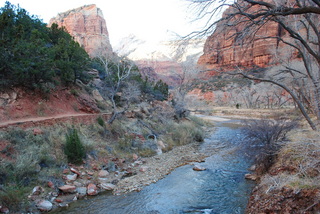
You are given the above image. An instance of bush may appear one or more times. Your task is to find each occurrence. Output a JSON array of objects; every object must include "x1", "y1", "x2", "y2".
[
  {"x1": 64, "y1": 128, "x2": 86, "y2": 164},
  {"x1": 243, "y1": 118, "x2": 298, "y2": 151},
  {"x1": 97, "y1": 116, "x2": 105, "y2": 127}
]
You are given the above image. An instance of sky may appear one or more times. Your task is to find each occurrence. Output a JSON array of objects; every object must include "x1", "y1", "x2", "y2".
[{"x1": 0, "y1": 0, "x2": 208, "y2": 59}]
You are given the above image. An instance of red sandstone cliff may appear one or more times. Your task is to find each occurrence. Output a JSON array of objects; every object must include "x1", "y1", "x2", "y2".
[
  {"x1": 136, "y1": 60, "x2": 183, "y2": 87},
  {"x1": 198, "y1": 2, "x2": 292, "y2": 72},
  {"x1": 49, "y1": 4, "x2": 113, "y2": 58}
]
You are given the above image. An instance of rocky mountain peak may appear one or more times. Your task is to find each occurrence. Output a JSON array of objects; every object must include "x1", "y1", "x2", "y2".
[{"x1": 49, "y1": 4, "x2": 113, "y2": 58}]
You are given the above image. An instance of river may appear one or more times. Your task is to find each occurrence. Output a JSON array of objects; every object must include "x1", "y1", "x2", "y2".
[{"x1": 55, "y1": 117, "x2": 256, "y2": 214}]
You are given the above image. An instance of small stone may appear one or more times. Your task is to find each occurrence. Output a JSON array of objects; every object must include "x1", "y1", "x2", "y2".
[
  {"x1": 33, "y1": 128, "x2": 43, "y2": 136},
  {"x1": 98, "y1": 177, "x2": 109, "y2": 184},
  {"x1": 63, "y1": 169, "x2": 69, "y2": 174},
  {"x1": 87, "y1": 183, "x2": 98, "y2": 196},
  {"x1": 51, "y1": 192, "x2": 59, "y2": 197},
  {"x1": 36, "y1": 200, "x2": 53, "y2": 212},
  {"x1": 0, "y1": 207, "x2": 9, "y2": 214},
  {"x1": 73, "y1": 181, "x2": 82, "y2": 187},
  {"x1": 58, "y1": 185, "x2": 76, "y2": 193},
  {"x1": 245, "y1": 173, "x2": 257, "y2": 181},
  {"x1": 193, "y1": 165, "x2": 206, "y2": 171},
  {"x1": 32, "y1": 186, "x2": 44, "y2": 195},
  {"x1": 70, "y1": 167, "x2": 81, "y2": 176},
  {"x1": 98, "y1": 170, "x2": 109, "y2": 178},
  {"x1": 66, "y1": 174, "x2": 78, "y2": 181},
  {"x1": 100, "y1": 183, "x2": 116, "y2": 191},
  {"x1": 132, "y1": 153, "x2": 139, "y2": 161},
  {"x1": 48, "y1": 181, "x2": 55, "y2": 189},
  {"x1": 139, "y1": 166, "x2": 148, "y2": 172},
  {"x1": 87, "y1": 171, "x2": 94, "y2": 176},
  {"x1": 249, "y1": 165, "x2": 256, "y2": 171},
  {"x1": 76, "y1": 187, "x2": 87, "y2": 197},
  {"x1": 55, "y1": 198, "x2": 63, "y2": 203}
]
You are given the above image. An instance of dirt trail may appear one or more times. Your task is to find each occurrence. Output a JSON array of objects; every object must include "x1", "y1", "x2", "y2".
[{"x1": 0, "y1": 112, "x2": 109, "y2": 128}]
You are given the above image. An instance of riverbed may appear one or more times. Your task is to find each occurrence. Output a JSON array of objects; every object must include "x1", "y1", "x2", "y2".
[{"x1": 55, "y1": 117, "x2": 256, "y2": 214}]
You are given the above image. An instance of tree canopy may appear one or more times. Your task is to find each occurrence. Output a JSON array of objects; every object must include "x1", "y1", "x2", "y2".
[{"x1": 0, "y1": 1, "x2": 90, "y2": 90}]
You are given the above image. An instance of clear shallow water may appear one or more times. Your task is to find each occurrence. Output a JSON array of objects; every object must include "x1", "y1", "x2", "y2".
[{"x1": 56, "y1": 119, "x2": 256, "y2": 214}]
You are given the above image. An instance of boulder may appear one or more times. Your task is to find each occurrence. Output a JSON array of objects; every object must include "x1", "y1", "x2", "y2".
[
  {"x1": 193, "y1": 165, "x2": 206, "y2": 171},
  {"x1": 87, "y1": 183, "x2": 98, "y2": 196},
  {"x1": 58, "y1": 185, "x2": 76, "y2": 193},
  {"x1": 36, "y1": 200, "x2": 53, "y2": 212}
]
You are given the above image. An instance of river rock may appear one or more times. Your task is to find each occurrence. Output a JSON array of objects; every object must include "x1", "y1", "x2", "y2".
[
  {"x1": 66, "y1": 174, "x2": 78, "y2": 181},
  {"x1": 99, "y1": 183, "x2": 116, "y2": 191},
  {"x1": 32, "y1": 186, "x2": 44, "y2": 195},
  {"x1": 77, "y1": 187, "x2": 87, "y2": 198},
  {"x1": 0, "y1": 207, "x2": 9, "y2": 214},
  {"x1": 245, "y1": 173, "x2": 257, "y2": 181},
  {"x1": 87, "y1": 183, "x2": 98, "y2": 196},
  {"x1": 193, "y1": 165, "x2": 206, "y2": 171},
  {"x1": 132, "y1": 153, "x2": 139, "y2": 161},
  {"x1": 48, "y1": 181, "x2": 55, "y2": 189},
  {"x1": 36, "y1": 200, "x2": 53, "y2": 212},
  {"x1": 70, "y1": 167, "x2": 81, "y2": 176},
  {"x1": 249, "y1": 164, "x2": 257, "y2": 171},
  {"x1": 139, "y1": 166, "x2": 148, "y2": 172},
  {"x1": 59, "y1": 185, "x2": 76, "y2": 193},
  {"x1": 98, "y1": 169, "x2": 109, "y2": 178}
]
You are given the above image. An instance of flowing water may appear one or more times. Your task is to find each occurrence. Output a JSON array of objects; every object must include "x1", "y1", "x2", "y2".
[{"x1": 56, "y1": 117, "x2": 256, "y2": 214}]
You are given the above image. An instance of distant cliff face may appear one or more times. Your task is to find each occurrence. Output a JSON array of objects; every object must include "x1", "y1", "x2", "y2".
[
  {"x1": 198, "y1": 3, "x2": 291, "y2": 72},
  {"x1": 136, "y1": 60, "x2": 183, "y2": 87},
  {"x1": 49, "y1": 4, "x2": 113, "y2": 58}
]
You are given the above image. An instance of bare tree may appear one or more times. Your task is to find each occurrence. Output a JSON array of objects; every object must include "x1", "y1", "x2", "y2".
[
  {"x1": 172, "y1": 53, "x2": 202, "y2": 118},
  {"x1": 187, "y1": 0, "x2": 320, "y2": 130},
  {"x1": 98, "y1": 54, "x2": 135, "y2": 124}
]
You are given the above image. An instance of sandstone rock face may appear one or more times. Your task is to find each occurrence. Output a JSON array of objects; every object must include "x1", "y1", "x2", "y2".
[
  {"x1": 198, "y1": 1, "x2": 292, "y2": 72},
  {"x1": 49, "y1": 4, "x2": 113, "y2": 58}
]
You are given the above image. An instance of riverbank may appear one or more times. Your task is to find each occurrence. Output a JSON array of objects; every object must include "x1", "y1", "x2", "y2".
[
  {"x1": 113, "y1": 142, "x2": 207, "y2": 194},
  {"x1": 246, "y1": 127, "x2": 320, "y2": 213},
  {"x1": 212, "y1": 108, "x2": 320, "y2": 213}
]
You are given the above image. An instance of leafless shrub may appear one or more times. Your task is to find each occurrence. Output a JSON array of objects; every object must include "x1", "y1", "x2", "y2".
[
  {"x1": 244, "y1": 118, "x2": 298, "y2": 152},
  {"x1": 243, "y1": 118, "x2": 298, "y2": 174}
]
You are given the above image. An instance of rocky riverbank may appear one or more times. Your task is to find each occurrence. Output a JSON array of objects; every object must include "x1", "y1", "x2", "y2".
[
  {"x1": 245, "y1": 127, "x2": 320, "y2": 213},
  {"x1": 3, "y1": 142, "x2": 206, "y2": 213}
]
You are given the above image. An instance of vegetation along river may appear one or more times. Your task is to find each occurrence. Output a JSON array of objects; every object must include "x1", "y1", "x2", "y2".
[{"x1": 56, "y1": 117, "x2": 257, "y2": 214}]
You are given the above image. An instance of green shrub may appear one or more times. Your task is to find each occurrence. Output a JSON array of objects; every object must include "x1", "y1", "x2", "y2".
[
  {"x1": 64, "y1": 128, "x2": 86, "y2": 164},
  {"x1": 97, "y1": 116, "x2": 105, "y2": 127}
]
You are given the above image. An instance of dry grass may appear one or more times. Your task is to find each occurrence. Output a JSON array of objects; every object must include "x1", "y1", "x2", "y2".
[{"x1": 258, "y1": 128, "x2": 320, "y2": 193}]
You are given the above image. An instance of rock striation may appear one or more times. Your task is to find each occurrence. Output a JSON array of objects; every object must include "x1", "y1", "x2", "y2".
[
  {"x1": 198, "y1": 2, "x2": 292, "y2": 72},
  {"x1": 49, "y1": 4, "x2": 113, "y2": 58}
]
